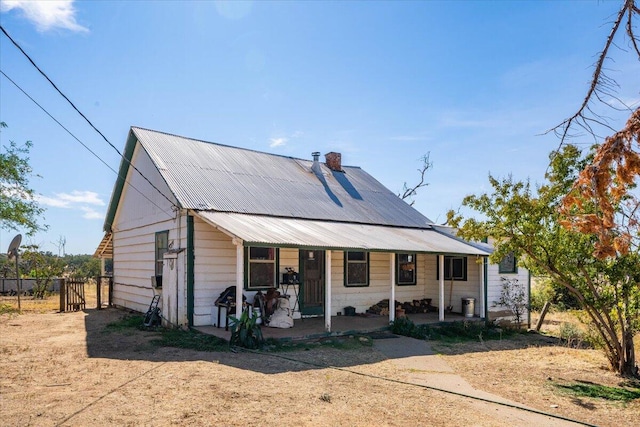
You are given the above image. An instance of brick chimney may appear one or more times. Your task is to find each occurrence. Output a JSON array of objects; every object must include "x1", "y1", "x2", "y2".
[{"x1": 324, "y1": 152, "x2": 342, "y2": 172}]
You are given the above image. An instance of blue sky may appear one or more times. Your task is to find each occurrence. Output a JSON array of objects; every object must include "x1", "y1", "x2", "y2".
[{"x1": 0, "y1": 1, "x2": 638, "y2": 255}]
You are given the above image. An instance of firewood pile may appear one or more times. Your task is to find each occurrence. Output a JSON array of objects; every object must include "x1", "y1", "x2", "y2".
[{"x1": 366, "y1": 298, "x2": 434, "y2": 315}]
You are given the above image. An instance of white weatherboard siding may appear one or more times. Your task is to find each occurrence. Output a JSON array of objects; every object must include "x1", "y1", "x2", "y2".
[
  {"x1": 331, "y1": 252, "x2": 392, "y2": 315},
  {"x1": 486, "y1": 263, "x2": 530, "y2": 325},
  {"x1": 393, "y1": 254, "x2": 429, "y2": 305},
  {"x1": 192, "y1": 219, "x2": 305, "y2": 327},
  {"x1": 192, "y1": 216, "x2": 236, "y2": 327},
  {"x1": 112, "y1": 144, "x2": 181, "y2": 313},
  {"x1": 415, "y1": 255, "x2": 482, "y2": 316},
  {"x1": 328, "y1": 253, "x2": 481, "y2": 317}
]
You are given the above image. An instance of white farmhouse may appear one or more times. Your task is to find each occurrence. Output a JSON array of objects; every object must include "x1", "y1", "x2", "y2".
[{"x1": 97, "y1": 127, "x2": 529, "y2": 333}]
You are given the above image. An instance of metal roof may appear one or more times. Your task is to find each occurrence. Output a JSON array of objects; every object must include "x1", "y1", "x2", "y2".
[
  {"x1": 196, "y1": 211, "x2": 491, "y2": 255},
  {"x1": 93, "y1": 232, "x2": 112, "y2": 258},
  {"x1": 431, "y1": 225, "x2": 494, "y2": 254},
  {"x1": 130, "y1": 127, "x2": 433, "y2": 228}
]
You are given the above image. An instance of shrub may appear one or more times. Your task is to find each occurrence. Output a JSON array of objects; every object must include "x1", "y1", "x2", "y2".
[
  {"x1": 229, "y1": 310, "x2": 264, "y2": 350},
  {"x1": 530, "y1": 278, "x2": 555, "y2": 312},
  {"x1": 559, "y1": 321, "x2": 584, "y2": 347},
  {"x1": 391, "y1": 317, "x2": 511, "y2": 342},
  {"x1": 494, "y1": 277, "x2": 528, "y2": 327}
]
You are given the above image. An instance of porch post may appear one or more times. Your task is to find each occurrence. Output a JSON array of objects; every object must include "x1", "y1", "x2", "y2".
[
  {"x1": 478, "y1": 256, "x2": 485, "y2": 319},
  {"x1": 325, "y1": 250, "x2": 332, "y2": 332},
  {"x1": 234, "y1": 239, "x2": 244, "y2": 319},
  {"x1": 439, "y1": 254, "x2": 445, "y2": 321},
  {"x1": 389, "y1": 253, "x2": 395, "y2": 324},
  {"x1": 100, "y1": 257, "x2": 106, "y2": 276}
]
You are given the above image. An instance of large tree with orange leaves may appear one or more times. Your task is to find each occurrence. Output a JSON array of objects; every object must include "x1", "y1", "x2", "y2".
[
  {"x1": 560, "y1": 109, "x2": 639, "y2": 259},
  {"x1": 555, "y1": 0, "x2": 640, "y2": 377},
  {"x1": 448, "y1": 145, "x2": 640, "y2": 377}
]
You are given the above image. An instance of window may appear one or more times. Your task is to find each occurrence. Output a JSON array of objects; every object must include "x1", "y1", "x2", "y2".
[
  {"x1": 155, "y1": 231, "x2": 169, "y2": 276},
  {"x1": 436, "y1": 256, "x2": 467, "y2": 281},
  {"x1": 345, "y1": 251, "x2": 369, "y2": 287},
  {"x1": 499, "y1": 252, "x2": 517, "y2": 274},
  {"x1": 246, "y1": 247, "x2": 279, "y2": 289},
  {"x1": 396, "y1": 253, "x2": 417, "y2": 286}
]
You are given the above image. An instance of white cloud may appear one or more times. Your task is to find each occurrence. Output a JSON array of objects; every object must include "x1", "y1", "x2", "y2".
[
  {"x1": 58, "y1": 190, "x2": 104, "y2": 206},
  {"x1": 80, "y1": 207, "x2": 102, "y2": 220},
  {"x1": 269, "y1": 137, "x2": 287, "y2": 148},
  {"x1": 38, "y1": 190, "x2": 104, "y2": 220},
  {"x1": 38, "y1": 194, "x2": 70, "y2": 208},
  {"x1": 39, "y1": 190, "x2": 104, "y2": 207},
  {"x1": 1, "y1": 1, "x2": 88, "y2": 33}
]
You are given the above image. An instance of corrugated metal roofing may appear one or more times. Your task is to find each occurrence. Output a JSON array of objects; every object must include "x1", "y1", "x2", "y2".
[
  {"x1": 196, "y1": 211, "x2": 491, "y2": 256},
  {"x1": 131, "y1": 127, "x2": 433, "y2": 228},
  {"x1": 431, "y1": 225, "x2": 494, "y2": 254}
]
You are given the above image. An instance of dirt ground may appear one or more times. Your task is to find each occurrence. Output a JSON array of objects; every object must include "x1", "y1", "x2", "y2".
[{"x1": 0, "y1": 297, "x2": 638, "y2": 426}]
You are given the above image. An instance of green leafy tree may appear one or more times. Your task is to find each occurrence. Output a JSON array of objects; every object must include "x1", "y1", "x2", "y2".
[
  {"x1": 0, "y1": 122, "x2": 45, "y2": 235},
  {"x1": 63, "y1": 254, "x2": 101, "y2": 279},
  {"x1": 21, "y1": 245, "x2": 64, "y2": 299},
  {"x1": 448, "y1": 145, "x2": 639, "y2": 378}
]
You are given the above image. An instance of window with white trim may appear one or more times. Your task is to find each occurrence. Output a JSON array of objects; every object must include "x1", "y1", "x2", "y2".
[
  {"x1": 499, "y1": 252, "x2": 517, "y2": 274},
  {"x1": 345, "y1": 251, "x2": 369, "y2": 287},
  {"x1": 436, "y1": 255, "x2": 467, "y2": 281},
  {"x1": 246, "y1": 247, "x2": 279, "y2": 289},
  {"x1": 155, "y1": 230, "x2": 169, "y2": 276},
  {"x1": 396, "y1": 253, "x2": 417, "y2": 286}
]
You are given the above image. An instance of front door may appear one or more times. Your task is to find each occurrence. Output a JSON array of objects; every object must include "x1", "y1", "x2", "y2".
[{"x1": 300, "y1": 250, "x2": 324, "y2": 316}]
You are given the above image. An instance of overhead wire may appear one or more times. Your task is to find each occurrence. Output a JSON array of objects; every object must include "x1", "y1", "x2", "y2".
[
  {"x1": 0, "y1": 24, "x2": 179, "y2": 213},
  {"x1": 0, "y1": 69, "x2": 175, "y2": 220}
]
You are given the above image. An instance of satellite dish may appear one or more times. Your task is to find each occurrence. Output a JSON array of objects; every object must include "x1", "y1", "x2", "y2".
[{"x1": 7, "y1": 234, "x2": 22, "y2": 260}]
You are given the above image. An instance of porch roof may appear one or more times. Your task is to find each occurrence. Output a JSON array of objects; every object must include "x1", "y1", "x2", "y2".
[
  {"x1": 196, "y1": 211, "x2": 491, "y2": 256},
  {"x1": 93, "y1": 232, "x2": 112, "y2": 259}
]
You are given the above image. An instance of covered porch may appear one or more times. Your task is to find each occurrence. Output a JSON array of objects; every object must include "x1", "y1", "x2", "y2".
[
  {"x1": 196, "y1": 311, "x2": 474, "y2": 341},
  {"x1": 193, "y1": 212, "x2": 492, "y2": 333}
]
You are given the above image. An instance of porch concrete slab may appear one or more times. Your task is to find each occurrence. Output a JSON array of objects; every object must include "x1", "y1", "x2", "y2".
[
  {"x1": 373, "y1": 335, "x2": 583, "y2": 426},
  {"x1": 195, "y1": 312, "x2": 476, "y2": 341}
]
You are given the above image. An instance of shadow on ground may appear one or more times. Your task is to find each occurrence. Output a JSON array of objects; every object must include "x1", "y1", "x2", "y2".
[
  {"x1": 84, "y1": 307, "x2": 391, "y2": 374},
  {"x1": 84, "y1": 306, "x2": 564, "y2": 374}
]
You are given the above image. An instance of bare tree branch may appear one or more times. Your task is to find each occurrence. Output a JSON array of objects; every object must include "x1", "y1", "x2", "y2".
[
  {"x1": 399, "y1": 153, "x2": 432, "y2": 206},
  {"x1": 547, "y1": 0, "x2": 639, "y2": 145}
]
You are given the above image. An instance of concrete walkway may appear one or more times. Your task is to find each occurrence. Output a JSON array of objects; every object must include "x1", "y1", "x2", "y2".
[{"x1": 373, "y1": 335, "x2": 587, "y2": 426}]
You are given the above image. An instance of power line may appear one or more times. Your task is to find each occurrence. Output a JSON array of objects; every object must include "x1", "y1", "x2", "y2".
[
  {"x1": 0, "y1": 68, "x2": 175, "y2": 221},
  {"x1": 0, "y1": 24, "x2": 178, "y2": 212}
]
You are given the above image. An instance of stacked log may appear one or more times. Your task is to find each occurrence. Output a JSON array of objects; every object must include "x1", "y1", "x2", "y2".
[{"x1": 366, "y1": 298, "x2": 434, "y2": 315}]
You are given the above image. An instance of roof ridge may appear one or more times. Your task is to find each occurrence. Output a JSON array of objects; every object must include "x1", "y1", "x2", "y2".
[{"x1": 130, "y1": 126, "x2": 361, "y2": 169}]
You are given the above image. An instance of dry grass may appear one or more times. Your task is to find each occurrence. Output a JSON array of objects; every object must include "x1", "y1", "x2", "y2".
[
  {"x1": 435, "y1": 332, "x2": 639, "y2": 427},
  {"x1": 0, "y1": 282, "x2": 103, "y2": 314},
  {"x1": 0, "y1": 309, "x2": 515, "y2": 427},
  {"x1": 0, "y1": 305, "x2": 638, "y2": 426}
]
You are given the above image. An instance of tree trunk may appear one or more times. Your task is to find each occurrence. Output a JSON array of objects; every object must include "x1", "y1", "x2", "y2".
[{"x1": 620, "y1": 325, "x2": 638, "y2": 378}]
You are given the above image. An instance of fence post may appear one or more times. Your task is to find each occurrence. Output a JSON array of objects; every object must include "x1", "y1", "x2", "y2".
[
  {"x1": 96, "y1": 276, "x2": 102, "y2": 310},
  {"x1": 108, "y1": 277, "x2": 113, "y2": 307},
  {"x1": 534, "y1": 301, "x2": 551, "y2": 332},
  {"x1": 59, "y1": 278, "x2": 66, "y2": 313}
]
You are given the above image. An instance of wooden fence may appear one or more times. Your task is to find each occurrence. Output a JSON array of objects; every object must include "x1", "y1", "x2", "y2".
[
  {"x1": 58, "y1": 276, "x2": 113, "y2": 312},
  {"x1": 59, "y1": 279, "x2": 86, "y2": 312}
]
